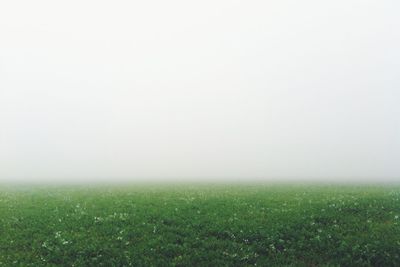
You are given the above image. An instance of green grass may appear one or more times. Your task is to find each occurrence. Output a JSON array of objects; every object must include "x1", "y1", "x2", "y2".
[{"x1": 1, "y1": 184, "x2": 399, "y2": 266}]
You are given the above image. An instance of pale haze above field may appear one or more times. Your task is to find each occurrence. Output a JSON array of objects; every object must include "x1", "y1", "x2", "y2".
[{"x1": 1, "y1": 0, "x2": 399, "y2": 183}]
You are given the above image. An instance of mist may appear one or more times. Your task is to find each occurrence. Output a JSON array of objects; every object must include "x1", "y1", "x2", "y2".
[{"x1": 1, "y1": 0, "x2": 399, "y2": 183}]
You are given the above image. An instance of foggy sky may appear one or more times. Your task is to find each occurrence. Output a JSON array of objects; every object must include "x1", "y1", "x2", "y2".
[{"x1": 1, "y1": 0, "x2": 400, "y2": 182}]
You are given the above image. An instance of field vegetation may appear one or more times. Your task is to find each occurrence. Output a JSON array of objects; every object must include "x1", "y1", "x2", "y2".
[{"x1": 0, "y1": 184, "x2": 399, "y2": 266}]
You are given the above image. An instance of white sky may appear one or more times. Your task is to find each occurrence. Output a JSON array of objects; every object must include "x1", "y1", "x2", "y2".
[{"x1": 1, "y1": 0, "x2": 399, "y2": 182}]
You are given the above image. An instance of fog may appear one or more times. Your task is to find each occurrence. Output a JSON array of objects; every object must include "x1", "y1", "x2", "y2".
[{"x1": 1, "y1": 0, "x2": 399, "y2": 183}]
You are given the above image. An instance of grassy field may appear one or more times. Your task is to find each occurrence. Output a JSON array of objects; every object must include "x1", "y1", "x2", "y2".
[{"x1": 0, "y1": 184, "x2": 399, "y2": 266}]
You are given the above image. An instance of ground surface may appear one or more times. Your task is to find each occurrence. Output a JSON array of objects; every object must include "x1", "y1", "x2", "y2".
[{"x1": 0, "y1": 184, "x2": 399, "y2": 266}]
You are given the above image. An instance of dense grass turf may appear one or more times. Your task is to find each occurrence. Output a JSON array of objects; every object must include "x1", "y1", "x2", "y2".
[{"x1": 0, "y1": 184, "x2": 399, "y2": 266}]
